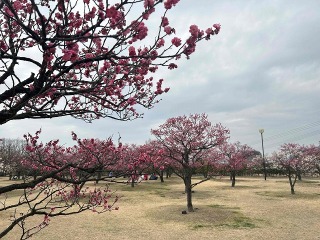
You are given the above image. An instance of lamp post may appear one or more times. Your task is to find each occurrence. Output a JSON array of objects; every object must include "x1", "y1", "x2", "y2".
[{"x1": 259, "y1": 129, "x2": 267, "y2": 180}]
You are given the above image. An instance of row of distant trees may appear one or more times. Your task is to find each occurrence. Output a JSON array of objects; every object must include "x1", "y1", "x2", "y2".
[{"x1": 1, "y1": 117, "x2": 320, "y2": 197}]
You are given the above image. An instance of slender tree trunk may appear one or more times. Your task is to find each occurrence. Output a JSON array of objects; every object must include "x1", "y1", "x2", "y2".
[
  {"x1": 159, "y1": 170, "x2": 164, "y2": 182},
  {"x1": 231, "y1": 171, "x2": 236, "y2": 187},
  {"x1": 288, "y1": 169, "x2": 295, "y2": 194},
  {"x1": 297, "y1": 168, "x2": 302, "y2": 181},
  {"x1": 202, "y1": 164, "x2": 209, "y2": 178},
  {"x1": 289, "y1": 175, "x2": 295, "y2": 194},
  {"x1": 184, "y1": 174, "x2": 194, "y2": 212},
  {"x1": 166, "y1": 168, "x2": 172, "y2": 178},
  {"x1": 95, "y1": 171, "x2": 102, "y2": 184},
  {"x1": 131, "y1": 177, "x2": 135, "y2": 187}
]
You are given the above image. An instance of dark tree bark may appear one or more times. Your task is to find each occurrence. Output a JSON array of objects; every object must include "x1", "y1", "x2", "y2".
[
  {"x1": 231, "y1": 171, "x2": 236, "y2": 187},
  {"x1": 184, "y1": 173, "x2": 194, "y2": 212}
]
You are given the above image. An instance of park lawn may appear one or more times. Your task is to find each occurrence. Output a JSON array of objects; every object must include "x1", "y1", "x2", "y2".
[{"x1": 1, "y1": 176, "x2": 320, "y2": 240}]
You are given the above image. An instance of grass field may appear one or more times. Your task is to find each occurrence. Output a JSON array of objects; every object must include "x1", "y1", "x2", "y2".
[{"x1": 1, "y1": 176, "x2": 320, "y2": 240}]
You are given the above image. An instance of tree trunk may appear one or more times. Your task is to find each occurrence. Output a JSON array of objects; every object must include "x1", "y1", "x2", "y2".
[
  {"x1": 202, "y1": 164, "x2": 209, "y2": 178},
  {"x1": 95, "y1": 171, "x2": 102, "y2": 184},
  {"x1": 288, "y1": 171, "x2": 295, "y2": 194},
  {"x1": 231, "y1": 171, "x2": 236, "y2": 187},
  {"x1": 166, "y1": 168, "x2": 172, "y2": 178},
  {"x1": 131, "y1": 174, "x2": 135, "y2": 188},
  {"x1": 184, "y1": 174, "x2": 194, "y2": 212},
  {"x1": 297, "y1": 169, "x2": 302, "y2": 181},
  {"x1": 159, "y1": 170, "x2": 164, "y2": 183}
]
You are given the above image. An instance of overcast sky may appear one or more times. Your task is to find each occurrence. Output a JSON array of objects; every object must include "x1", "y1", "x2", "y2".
[{"x1": 1, "y1": 0, "x2": 320, "y2": 155}]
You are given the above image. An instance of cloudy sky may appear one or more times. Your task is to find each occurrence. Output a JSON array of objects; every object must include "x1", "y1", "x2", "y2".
[{"x1": 1, "y1": 0, "x2": 320, "y2": 155}]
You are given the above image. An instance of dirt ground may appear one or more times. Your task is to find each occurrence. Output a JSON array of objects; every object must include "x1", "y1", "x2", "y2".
[{"x1": 1, "y1": 176, "x2": 320, "y2": 240}]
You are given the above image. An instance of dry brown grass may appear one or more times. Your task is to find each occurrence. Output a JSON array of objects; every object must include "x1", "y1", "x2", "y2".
[{"x1": 1, "y1": 176, "x2": 320, "y2": 240}]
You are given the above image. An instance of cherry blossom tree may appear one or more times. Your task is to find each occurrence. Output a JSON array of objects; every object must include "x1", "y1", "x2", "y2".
[
  {"x1": 151, "y1": 113, "x2": 229, "y2": 212},
  {"x1": 270, "y1": 143, "x2": 305, "y2": 194},
  {"x1": 117, "y1": 144, "x2": 152, "y2": 187},
  {"x1": 0, "y1": 0, "x2": 221, "y2": 125},
  {"x1": 0, "y1": 130, "x2": 124, "y2": 239},
  {"x1": 302, "y1": 144, "x2": 320, "y2": 176},
  {"x1": 216, "y1": 142, "x2": 256, "y2": 187},
  {"x1": 141, "y1": 140, "x2": 167, "y2": 182}
]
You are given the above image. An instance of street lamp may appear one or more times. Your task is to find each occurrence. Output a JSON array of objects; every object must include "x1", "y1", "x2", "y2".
[{"x1": 259, "y1": 129, "x2": 267, "y2": 180}]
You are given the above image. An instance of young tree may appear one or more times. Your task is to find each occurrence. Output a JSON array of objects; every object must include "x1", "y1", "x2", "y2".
[
  {"x1": 151, "y1": 113, "x2": 229, "y2": 212},
  {"x1": 216, "y1": 142, "x2": 255, "y2": 187},
  {"x1": 271, "y1": 143, "x2": 305, "y2": 194}
]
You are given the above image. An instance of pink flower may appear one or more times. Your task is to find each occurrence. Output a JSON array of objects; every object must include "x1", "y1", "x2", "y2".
[
  {"x1": 136, "y1": 23, "x2": 148, "y2": 40},
  {"x1": 161, "y1": 17, "x2": 169, "y2": 27},
  {"x1": 205, "y1": 28, "x2": 213, "y2": 35},
  {"x1": 106, "y1": 6, "x2": 118, "y2": 19},
  {"x1": 168, "y1": 63, "x2": 177, "y2": 69},
  {"x1": 62, "y1": 50, "x2": 73, "y2": 61},
  {"x1": 0, "y1": 40, "x2": 8, "y2": 51},
  {"x1": 156, "y1": 38, "x2": 165, "y2": 48},
  {"x1": 127, "y1": 97, "x2": 136, "y2": 106},
  {"x1": 83, "y1": 0, "x2": 90, "y2": 4},
  {"x1": 85, "y1": 53, "x2": 94, "y2": 58},
  {"x1": 164, "y1": 0, "x2": 180, "y2": 9},
  {"x1": 171, "y1": 37, "x2": 181, "y2": 47},
  {"x1": 164, "y1": 26, "x2": 172, "y2": 35},
  {"x1": 144, "y1": 0, "x2": 154, "y2": 8},
  {"x1": 213, "y1": 23, "x2": 221, "y2": 34},
  {"x1": 13, "y1": 1, "x2": 23, "y2": 10},
  {"x1": 128, "y1": 46, "x2": 136, "y2": 56},
  {"x1": 189, "y1": 25, "x2": 200, "y2": 37}
]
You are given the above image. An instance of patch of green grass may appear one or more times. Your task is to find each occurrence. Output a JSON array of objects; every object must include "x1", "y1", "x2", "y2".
[
  {"x1": 208, "y1": 204, "x2": 240, "y2": 210},
  {"x1": 192, "y1": 224, "x2": 211, "y2": 229},
  {"x1": 218, "y1": 215, "x2": 256, "y2": 229},
  {"x1": 207, "y1": 204, "x2": 256, "y2": 229},
  {"x1": 232, "y1": 216, "x2": 256, "y2": 228}
]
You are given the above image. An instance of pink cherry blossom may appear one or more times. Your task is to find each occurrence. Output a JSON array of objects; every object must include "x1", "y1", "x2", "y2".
[
  {"x1": 161, "y1": 17, "x2": 169, "y2": 27},
  {"x1": 189, "y1": 25, "x2": 200, "y2": 37},
  {"x1": 171, "y1": 37, "x2": 182, "y2": 47},
  {"x1": 164, "y1": 26, "x2": 172, "y2": 34}
]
